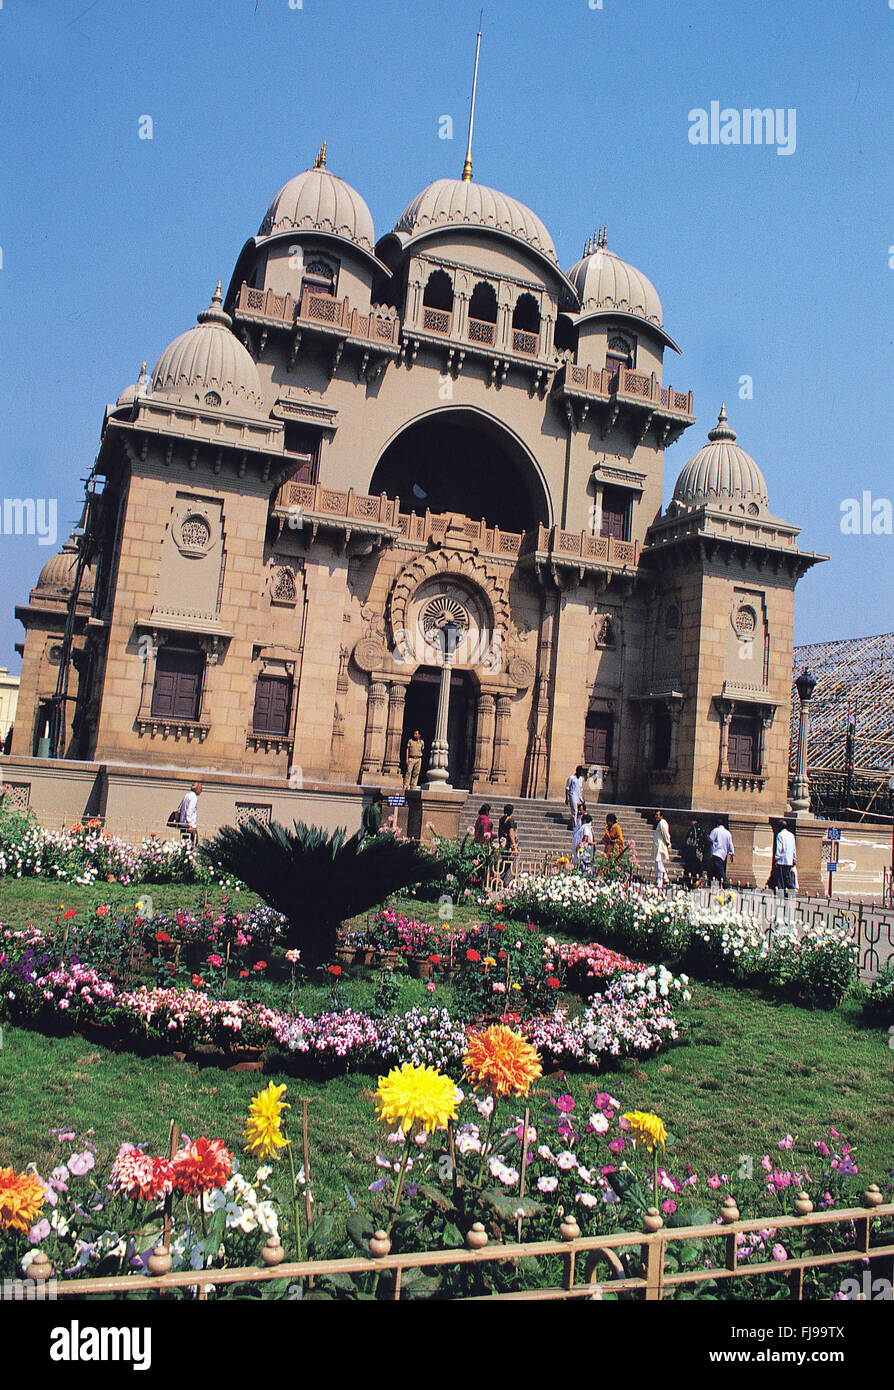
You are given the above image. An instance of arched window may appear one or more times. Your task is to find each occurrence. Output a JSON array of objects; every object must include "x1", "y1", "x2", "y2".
[
  {"x1": 301, "y1": 257, "x2": 337, "y2": 300},
  {"x1": 606, "y1": 332, "x2": 634, "y2": 381},
  {"x1": 422, "y1": 269, "x2": 453, "y2": 333},
  {"x1": 468, "y1": 281, "x2": 497, "y2": 344},
  {"x1": 512, "y1": 293, "x2": 540, "y2": 354}
]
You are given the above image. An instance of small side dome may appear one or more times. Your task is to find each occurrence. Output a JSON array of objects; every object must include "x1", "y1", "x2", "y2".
[
  {"x1": 672, "y1": 406, "x2": 771, "y2": 515},
  {"x1": 566, "y1": 233, "x2": 663, "y2": 328},
  {"x1": 393, "y1": 178, "x2": 558, "y2": 263},
  {"x1": 115, "y1": 361, "x2": 148, "y2": 409},
  {"x1": 259, "y1": 144, "x2": 375, "y2": 251},
  {"x1": 150, "y1": 286, "x2": 264, "y2": 414},
  {"x1": 36, "y1": 537, "x2": 94, "y2": 596}
]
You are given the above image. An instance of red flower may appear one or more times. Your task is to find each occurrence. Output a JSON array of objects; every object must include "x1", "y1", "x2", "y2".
[
  {"x1": 328, "y1": 964, "x2": 342, "y2": 977},
  {"x1": 252, "y1": 961, "x2": 267, "y2": 972},
  {"x1": 62, "y1": 909, "x2": 77, "y2": 921},
  {"x1": 191, "y1": 975, "x2": 205, "y2": 988},
  {"x1": 171, "y1": 1137, "x2": 233, "y2": 1195},
  {"x1": 96, "y1": 904, "x2": 110, "y2": 917},
  {"x1": 428, "y1": 954, "x2": 442, "y2": 965},
  {"x1": 499, "y1": 1012, "x2": 522, "y2": 1026},
  {"x1": 239, "y1": 969, "x2": 250, "y2": 978},
  {"x1": 497, "y1": 949, "x2": 507, "y2": 960},
  {"x1": 155, "y1": 931, "x2": 171, "y2": 944},
  {"x1": 493, "y1": 904, "x2": 504, "y2": 913},
  {"x1": 466, "y1": 949, "x2": 481, "y2": 963},
  {"x1": 546, "y1": 977, "x2": 560, "y2": 989}
]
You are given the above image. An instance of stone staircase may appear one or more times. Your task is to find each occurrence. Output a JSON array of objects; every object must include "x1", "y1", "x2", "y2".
[{"x1": 479, "y1": 798, "x2": 685, "y2": 879}]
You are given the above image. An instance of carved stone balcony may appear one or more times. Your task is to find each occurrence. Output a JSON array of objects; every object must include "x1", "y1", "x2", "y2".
[
  {"x1": 233, "y1": 283, "x2": 400, "y2": 379},
  {"x1": 520, "y1": 524, "x2": 639, "y2": 582},
  {"x1": 553, "y1": 361, "x2": 694, "y2": 445},
  {"x1": 271, "y1": 480, "x2": 402, "y2": 548}
]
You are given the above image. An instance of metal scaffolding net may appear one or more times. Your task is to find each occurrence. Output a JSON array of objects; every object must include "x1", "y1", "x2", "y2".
[{"x1": 791, "y1": 632, "x2": 894, "y2": 820}]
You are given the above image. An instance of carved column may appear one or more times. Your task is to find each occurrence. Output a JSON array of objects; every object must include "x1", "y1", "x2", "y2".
[
  {"x1": 667, "y1": 695, "x2": 684, "y2": 770},
  {"x1": 758, "y1": 709, "x2": 774, "y2": 780},
  {"x1": 490, "y1": 693, "x2": 512, "y2": 784},
  {"x1": 455, "y1": 291, "x2": 469, "y2": 339},
  {"x1": 382, "y1": 681, "x2": 407, "y2": 777},
  {"x1": 360, "y1": 679, "x2": 388, "y2": 779},
  {"x1": 472, "y1": 692, "x2": 496, "y2": 784}
]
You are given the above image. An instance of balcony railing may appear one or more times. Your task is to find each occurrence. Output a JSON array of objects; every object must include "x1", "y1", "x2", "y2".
[
  {"x1": 524, "y1": 524, "x2": 639, "y2": 568},
  {"x1": 397, "y1": 510, "x2": 523, "y2": 556},
  {"x1": 422, "y1": 306, "x2": 452, "y2": 335},
  {"x1": 467, "y1": 316, "x2": 496, "y2": 345},
  {"x1": 512, "y1": 328, "x2": 540, "y2": 356},
  {"x1": 235, "y1": 283, "x2": 400, "y2": 345},
  {"x1": 562, "y1": 362, "x2": 692, "y2": 415},
  {"x1": 273, "y1": 480, "x2": 400, "y2": 528}
]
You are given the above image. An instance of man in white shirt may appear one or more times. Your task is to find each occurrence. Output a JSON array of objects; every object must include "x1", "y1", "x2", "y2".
[
  {"x1": 572, "y1": 813, "x2": 595, "y2": 869},
  {"x1": 178, "y1": 782, "x2": 202, "y2": 845},
  {"x1": 708, "y1": 819, "x2": 734, "y2": 887},
  {"x1": 652, "y1": 809, "x2": 671, "y2": 887},
  {"x1": 565, "y1": 766, "x2": 585, "y2": 829},
  {"x1": 774, "y1": 821, "x2": 797, "y2": 897}
]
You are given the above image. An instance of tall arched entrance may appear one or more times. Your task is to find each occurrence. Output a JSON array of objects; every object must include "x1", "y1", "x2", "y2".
[{"x1": 369, "y1": 408, "x2": 551, "y2": 534}]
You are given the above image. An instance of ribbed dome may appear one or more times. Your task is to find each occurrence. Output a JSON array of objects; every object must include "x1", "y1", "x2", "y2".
[
  {"x1": 259, "y1": 156, "x2": 375, "y2": 252},
  {"x1": 394, "y1": 179, "x2": 557, "y2": 263},
  {"x1": 672, "y1": 406, "x2": 770, "y2": 514},
  {"x1": 566, "y1": 241, "x2": 663, "y2": 328},
  {"x1": 36, "y1": 538, "x2": 94, "y2": 595},
  {"x1": 150, "y1": 288, "x2": 264, "y2": 414}
]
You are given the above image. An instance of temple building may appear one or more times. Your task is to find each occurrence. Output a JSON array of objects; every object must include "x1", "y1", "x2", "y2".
[{"x1": 7, "y1": 143, "x2": 825, "y2": 849}]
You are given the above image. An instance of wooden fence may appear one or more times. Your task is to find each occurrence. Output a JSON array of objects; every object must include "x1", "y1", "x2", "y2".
[{"x1": 34, "y1": 1195, "x2": 894, "y2": 1302}]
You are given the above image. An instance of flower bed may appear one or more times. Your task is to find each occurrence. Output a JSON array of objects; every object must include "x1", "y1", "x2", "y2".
[
  {"x1": 500, "y1": 875, "x2": 858, "y2": 1008},
  {"x1": 0, "y1": 806, "x2": 240, "y2": 886},
  {"x1": 0, "y1": 919, "x2": 689, "y2": 1075}
]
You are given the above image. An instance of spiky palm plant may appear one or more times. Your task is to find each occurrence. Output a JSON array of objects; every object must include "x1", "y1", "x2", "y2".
[{"x1": 201, "y1": 821, "x2": 444, "y2": 968}]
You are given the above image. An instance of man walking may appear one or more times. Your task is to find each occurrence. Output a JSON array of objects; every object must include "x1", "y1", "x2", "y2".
[
  {"x1": 404, "y1": 730, "x2": 425, "y2": 790},
  {"x1": 773, "y1": 819, "x2": 798, "y2": 897},
  {"x1": 565, "y1": 766, "x2": 585, "y2": 829},
  {"x1": 178, "y1": 782, "x2": 202, "y2": 845},
  {"x1": 652, "y1": 809, "x2": 671, "y2": 888},
  {"x1": 708, "y1": 817, "x2": 735, "y2": 887}
]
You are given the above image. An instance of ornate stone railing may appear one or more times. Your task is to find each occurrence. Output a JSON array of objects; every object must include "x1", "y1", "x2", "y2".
[
  {"x1": 396, "y1": 510, "x2": 524, "y2": 556},
  {"x1": 422, "y1": 306, "x2": 452, "y2": 335},
  {"x1": 562, "y1": 362, "x2": 692, "y2": 415},
  {"x1": 273, "y1": 480, "x2": 400, "y2": 527},
  {"x1": 524, "y1": 525, "x2": 638, "y2": 568},
  {"x1": 235, "y1": 283, "x2": 400, "y2": 345},
  {"x1": 512, "y1": 328, "x2": 540, "y2": 356},
  {"x1": 467, "y1": 316, "x2": 496, "y2": 345}
]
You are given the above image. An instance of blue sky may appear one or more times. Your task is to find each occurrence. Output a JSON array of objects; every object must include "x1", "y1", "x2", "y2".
[{"x1": 0, "y1": 0, "x2": 891, "y2": 670}]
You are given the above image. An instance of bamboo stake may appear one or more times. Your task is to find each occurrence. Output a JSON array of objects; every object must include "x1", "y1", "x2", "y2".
[
  {"x1": 162, "y1": 1120, "x2": 180, "y2": 1253},
  {"x1": 516, "y1": 1107, "x2": 530, "y2": 1242}
]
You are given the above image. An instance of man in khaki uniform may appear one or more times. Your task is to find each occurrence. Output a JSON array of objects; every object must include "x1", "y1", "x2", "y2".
[{"x1": 404, "y1": 730, "x2": 425, "y2": 789}]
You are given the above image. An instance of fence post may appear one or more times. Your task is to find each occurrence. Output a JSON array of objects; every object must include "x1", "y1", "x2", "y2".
[{"x1": 641, "y1": 1208, "x2": 664, "y2": 1301}]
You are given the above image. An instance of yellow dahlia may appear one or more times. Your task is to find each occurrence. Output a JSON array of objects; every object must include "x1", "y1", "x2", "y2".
[
  {"x1": 374, "y1": 1063, "x2": 459, "y2": 1135},
  {"x1": 0, "y1": 1165, "x2": 45, "y2": 1234},
  {"x1": 622, "y1": 1110, "x2": 668, "y2": 1153},
  {"x1": 244, "y1": 1082, "x2": 290, "y2": 1160},
  {"x1": 464, "y1": 1025, "x2": 543, "y2": 1099}
]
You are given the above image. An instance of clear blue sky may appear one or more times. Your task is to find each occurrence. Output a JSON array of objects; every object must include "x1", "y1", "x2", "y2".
[{"x1": 0, "y1": 0, "x2": 891, "y2": 671}]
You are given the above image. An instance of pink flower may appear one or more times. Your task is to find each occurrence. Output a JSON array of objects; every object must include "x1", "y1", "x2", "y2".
[
  {"x1": 554, "y1": 1095, "x2": 575, "y2": 1114},
  {"x1": 661, "y1": 1199, "x2": 677, "y2": 1215},
  {"x1": 537, "y1": 1176, "x2": 558, "y2": 1193},
  {"x1": 492, "y1": 982, "x2": 505, "y2": 994},
  {"x1": 608, "y1": 1138, "x2": 625, "y2": 1154},
  {"x1": 206, "y1": 954, "x2": 223, "y2": 968},
  {"x1": 29, "y1": 1218, "x2": 52, "y2": 1244},
  {"x1": 426, "y1": 981, "x2": 436, "y2": 992},
  {"x1": 778, "y1": 1134, "x2": 794, "y2": 1150},
  {"x1": 772, "y1": 1244, "x2": 788, "y2": 1262},
  {"x1": 587, "y1": 1113, "x2": 609, "y2": 1134},
  {"x1": 68, "y1": 1151, "x2": 95, "y2": 1177},
  {"x1": 707, "y1": 1174, "x2": 721, "y2": 1189}
]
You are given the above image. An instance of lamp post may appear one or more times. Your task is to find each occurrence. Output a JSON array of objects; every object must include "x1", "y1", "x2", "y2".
[
  {"x1": 426, "y1": 620, "x2": 461, "y2": 787},
  {"x1": 790, "y1": 668, "x2": 817, "y2": 815}
]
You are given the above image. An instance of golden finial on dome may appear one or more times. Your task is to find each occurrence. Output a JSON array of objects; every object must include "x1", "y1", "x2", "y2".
[
  {"x1": 140, "y1": 361, "x2": 147, "y2": 375},
  {"x1": 213, "y1": 281, "x2": 222, "y2": 301},
  {"x1": 314, "y1": 140, "x2": 327, "y2": 169},
  {"x1": 461, "y1": 17, "x2": 483, "y2": 182}
]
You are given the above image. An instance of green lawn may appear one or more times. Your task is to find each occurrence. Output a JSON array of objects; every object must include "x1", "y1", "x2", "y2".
[{"x1": 1, "y1": 880, "x2": 893, "y2": 1211}]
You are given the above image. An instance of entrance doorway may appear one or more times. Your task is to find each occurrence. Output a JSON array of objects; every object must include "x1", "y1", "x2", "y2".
[{"x1": 401, "y1": 667, "x2": 474, "y2": 788}]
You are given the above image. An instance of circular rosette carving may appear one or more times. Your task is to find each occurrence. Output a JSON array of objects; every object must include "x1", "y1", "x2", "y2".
[
  {"x1": 352, "y1": 637, "x2": 388, "y2": 673},
  {"x1": 507, "y1": 656, "x2": 535, "y2": 689}
]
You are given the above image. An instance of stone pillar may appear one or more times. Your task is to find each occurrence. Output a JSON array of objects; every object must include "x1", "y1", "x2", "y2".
[
  {"x1": 716, "y1": 699, "x2": 734, "y2": 777},
  {"x1": 382, "y1": 681, "x2": 407, "y2": 778},
  {"x1": 472, "y1": 691, "x2": 496, "y2": 784},
  {"x1": 427, "y1": 662, "x2": 454, "y2": 786},
  {"x1": 667, "y1": 696, "x2": 684, "y2": 770},
  {"x1": 491, "y1": 693, "x2": 511, "y2": 784},
  {"x1": 360, "y1": 679, "x2": 388, "y2": 782},
  {"x1": 790, "y1": 693, "x2": 813, "y2": 813},
  {"x1": 758, "y1": 710, "x2": 774, "y2": 779}
]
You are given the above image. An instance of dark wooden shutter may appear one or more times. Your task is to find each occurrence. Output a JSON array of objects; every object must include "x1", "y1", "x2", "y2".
[
  {"x1": 151, "y1": 649, "x2": 203, "y2": 720},
  {"x1": 253, "y1": 675, "x2": 292, "y2": 736},
  {"x1": 728, "y1": 716, "x2": 757, "y2": 774},
  {"x1": 584, "y1": 712, "x2": 613, "y2": 765},
  {"x1": 600, "y1": 487, "x2": 629, "y2": 542},
  {"x1": 653, "y1": 709, "x2": 672, "y2": 769}
]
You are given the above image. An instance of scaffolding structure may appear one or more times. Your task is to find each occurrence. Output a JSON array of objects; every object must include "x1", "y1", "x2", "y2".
[{"x1": 791, "y1": 632, "x2": 894, "y2": 820}]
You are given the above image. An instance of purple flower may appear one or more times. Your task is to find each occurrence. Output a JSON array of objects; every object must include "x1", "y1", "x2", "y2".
[
  {"x1": 772, "y1": 1244, "x2": 788, "y2": 1262},
  {"x1": 368, "y1": 1177, "x2": 389, "y2": 1192}
]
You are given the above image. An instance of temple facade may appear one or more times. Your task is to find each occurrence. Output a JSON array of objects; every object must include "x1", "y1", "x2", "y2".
[{"x1": 10, "y1": 146, "x2": 824, "y2": 832}]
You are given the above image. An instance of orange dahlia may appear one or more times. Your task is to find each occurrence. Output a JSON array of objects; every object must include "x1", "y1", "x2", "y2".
[
  {"x1": 0, "y1": 1165, "x2": 45, "y2": 1234},
  {"x1": 171, "y1": 1137, "x2": 233, "y2": 1195},
  {"x1": 463, "y1": 1024, "x2": 543, "y2": 1099}
]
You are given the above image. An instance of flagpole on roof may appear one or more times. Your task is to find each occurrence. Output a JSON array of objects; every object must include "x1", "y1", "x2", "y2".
[{"x1": 461, "y1": 13, "x2": 483, "y2": 183}]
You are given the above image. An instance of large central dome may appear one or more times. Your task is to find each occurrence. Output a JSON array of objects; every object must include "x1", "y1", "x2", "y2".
[{"x1": 393, "y1": 178, "x2": 557, "y2": 263}]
